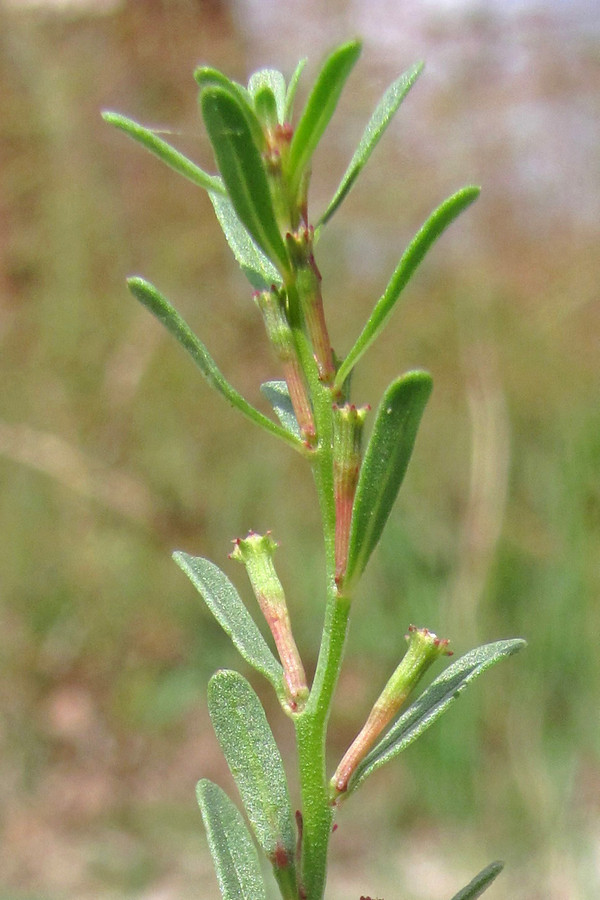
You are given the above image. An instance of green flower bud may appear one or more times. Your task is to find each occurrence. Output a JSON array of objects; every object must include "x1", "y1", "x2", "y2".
[
  {"x1": 331, "y1": 626, "x2": 451, "y2": 798},
  {"x1": 231, "y1": 532, "x2": 309, "y2": 712},
  {"x1": 332, "y1": 403, "x2": 369, "y2": 585}
]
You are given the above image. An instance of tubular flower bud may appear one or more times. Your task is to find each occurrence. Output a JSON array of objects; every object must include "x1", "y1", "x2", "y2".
[
  {"x1": 255, "y1": 289, "x2": 316, "y2": 442},
  {"x1": 263, "y1": 123, "x2": 294, "y2": 232},
  {"x1": 286, "y1": 227, "x2": 335, "y2": 383},
  {"x1": 332, "y1": 403, "x2": 369, "y2": 585},
  {"x1": 331, "y1": 626, "x2": 451, "y2": 799},
  {"x1": 231, "y1": 532, "x2": 309, "y2": 712},
  {"x1": 264, "y1": 122, "x2": 293, "y2": 173}
]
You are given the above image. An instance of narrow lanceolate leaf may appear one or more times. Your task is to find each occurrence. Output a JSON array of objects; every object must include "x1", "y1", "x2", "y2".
[
  {"x1": 260, "y1": 381, "x2": 301, "y2": 438},
  {"x1": 345, "y1": 639, "x2": 526, "y2": 796},
  {"x1": 210, "y1": 192, "x2": 281, "y2": 291},
  {"x1": 201, "y1": 88, "x2": 290, "y2": 277},
  {"x1": 127, "y1": 278, "x2": 301, "y2": 450},
  {"x1": 248, "y1": 68, "x2": 287, "y2": 124},
  {"x1": 173, "y1": 554, "x2": 284, "y2": 699},
  {"x1": 334, "y1": 185, "x2": 480, "y2": 392},
  {"x1": 197, "y1": 779, "x2": 267, "y2": 900},
  {"x1": 449, "y1": 861, "x2": 504, "y2": 900},
  {"x1": 287, "y1": 40, "x2": 362, "y2": 198},
  {"x1": 318, "y1": 60, "x2": 424, "y2": 226},
  {"x1": 208, "y1": 670, "x2": 296, "y2": 866},
  {"x1": 284, "y1": 57, "x2": 307, "y2": 122},
  {"x1": 345, "y1": 371, "x2": 433, "y2": 588},
  {"x1": 101, "y1": 111, "x2": 226, "y2": 195}
]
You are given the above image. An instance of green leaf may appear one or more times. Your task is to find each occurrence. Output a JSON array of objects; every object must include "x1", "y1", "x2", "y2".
[
  {"x1": 449, "y1": 861, "x2": 504, "y2": 900},
  {"x1": 195, "y1": 65, "x2": 249, "y2": 97},
  {"x1": 194, "y1": 66, "x2": 265, "y2": 150},
  {"x1": 172, "y1": 553, "x2": 284, "y2": 698},
  {"x1": 197, "y1": 779, "x2": 267, "y2": 900},
  {"x1": 201, "y1": 87, "x2": 290, "y2": 276},
  {"x1": 284, "y1": 57, "x2": 306, "y2": 122},
  {"x1": 248, "y1": 68, "x2": 287, "y2": 124},
  {"x1": 346, "y1": 639, "x2": 526, "y2": 796},
  {"x1": 127, "y1": 278, "x2": 301, "y2": 450},
  {"x1": 210, "y1": 192, "x2": 281, "y2": 290},
  {"x1": 252, "y1": 85, "x2": 279, "y2": 130},
  {"x1": 208, "y1": 670, "x2": 296, "y2": 866},
  {"x1": 260, "y1": 381, "x2": 300, "y2": 438},
  {"x1": 101, "y1": 111, "x2": 226, "y2": 195},
  {"x1": 287, "y1": 40, "x2": 362, "y2": 199},
  {"x1": 345, "y1": 371, "x2": 433, "y2": 588},
  {"x1": 334, "y1": 185, "x2": 480, "y2": 391},
  {"x1": 318, "y1": 61, "x2": 423, "y2": 226}
]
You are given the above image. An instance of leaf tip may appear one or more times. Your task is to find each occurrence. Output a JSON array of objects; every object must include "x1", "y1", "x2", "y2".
[
  {"x1": 193, "y1": 65, "x2": 206, "y2": 86},
  {"x1": 405, "y1": 367, "x2": 433, "y2": 389},
  {"x1": 195, "y1": 777, "x2": 211, "y2": 808},
  {"x1": 465, "y1": 184, "x2": 482, "y2": 201},
  {"x1": 126, "y1": 275, "x2": 151, "y2": 300},
  {"x1": 344, "y1": 37, "x2": 363, "y2": 58},
  {"x1": 194, "y1": 65, "x2": 223, "y2": 90},
  {"x1": 405, "y1": 59, "x2": 425, "y2": 85}
]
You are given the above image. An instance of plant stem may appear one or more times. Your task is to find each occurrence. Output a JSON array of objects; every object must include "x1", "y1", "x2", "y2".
[
  {"x1": 275, "y1": 863, "x2": 302, "y2": 900},
  {"x1": 294, "y1": 713, "x2": 333, "y2": 899},
  {"x1": 295, "y1": 591, "x2": 351, "y2": 898},
  {"x1": 295, "y1": 407, "x2": 352, "y2": 897},
  {"x1": 286, "y1": 229, "x2": 353, "y2": 898}
]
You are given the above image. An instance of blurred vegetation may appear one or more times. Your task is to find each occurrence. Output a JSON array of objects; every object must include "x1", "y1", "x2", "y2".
[{"x1": 0, "y1": 1, "x2": 599, "y2": 898}]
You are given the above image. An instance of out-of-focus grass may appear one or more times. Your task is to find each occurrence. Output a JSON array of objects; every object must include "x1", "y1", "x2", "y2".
[{"x1": 1, "y1": 2, "x2": 599, "y2": 898}]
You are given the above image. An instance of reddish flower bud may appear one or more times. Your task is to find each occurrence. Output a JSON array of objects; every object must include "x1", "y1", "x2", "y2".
[
  {"x1": 332, "y1": 403, "x2": 369, "y2": 585},
  {"x1": 231, "y1": 531, "x2": 309, "y2": 712},
  {"x1": 331, "y1": 626, "x2": 451, "y2": 799}
]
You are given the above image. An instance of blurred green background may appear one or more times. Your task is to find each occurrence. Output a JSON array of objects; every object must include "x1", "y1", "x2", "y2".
[{"x1": 1, "y1": 0, "x2": 599, "y2": 898}]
